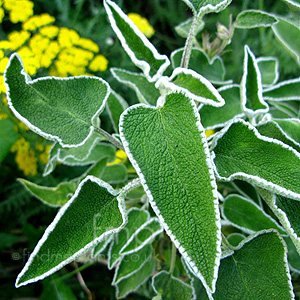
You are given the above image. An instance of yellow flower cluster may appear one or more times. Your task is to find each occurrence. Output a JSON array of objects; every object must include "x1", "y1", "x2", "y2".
[
  {"x1": 2, "y1": 0, "x2": 34, "y2": 23},
  {"x1": 128, "y1": 13, "x2": 155, "y2": 38}
]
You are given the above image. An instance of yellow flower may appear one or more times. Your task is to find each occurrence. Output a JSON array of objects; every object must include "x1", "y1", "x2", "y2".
[
  {"x1": 128, "y1": 13, "x2": 155, "y2": 38},
  {"x1": 29, "y1": 34, "x2": 50, "y2": 55},
  {"x1": 0, "y1": 76, "x2": 6, "y2": 93},
  {"x1": 205, "y1": 129, "x2": 215, "y2": 138},
  {"x1": 8, "y1": 30, "x2": 31, "y2": 50},
  {"x1": 89, "y1": 54, "x2": 108, "y2": 72},
  {"x1": 107, "y1": 150, "x2": 127, "y2": 166},
  {"x1": 17, "y1": 46, "x2": 41, "y2": 74},
  {"x1": 11, "y1": 137, "x2": 30, "y2": 152},
  {"x1": 0, "y1": 57, "x2": 9, "y2": 73},
  {"x1": 0, "y1": 40, "x2": 12, "y2": 50},
  {"x1": 39, "y1": 25, "x2": 59, "y2": 39},
  {"x1": 39, "y1": 144, "x2": 52, "y2": 164},
  {"x1": 75, "y1": 38, "x2": 99, "y2": 53},
  {"x1": 58, "y1": 28, "x2": 80, "y2": 49},
  {"x1": 0, "y1": 7, "x2": 5, "y2": 23},
  {"x1": 23, "y1": 13, "x2": 55, "y2": 31},
  {"x1": 15, "y1": 148, "x2": 38, "y2": 176},
  {"x1": 4, "y1": 0, "x2": 34, "y2": 23}
]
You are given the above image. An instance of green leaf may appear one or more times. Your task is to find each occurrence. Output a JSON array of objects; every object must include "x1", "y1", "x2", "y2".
[
  {"x1": 263, "y1": 78, "x2": 300, "y2": 101},
  {"x1": 40, "y1": 274, "x2": 77, "y2": 300},
  {"x1": 101, "y1": 163, "x2": 128, "y2": 184},
  {"x1": 222, "y1": 194, "x2": 286, "y2": 234},
  {"x1": 108, "y1": 208, "x2": 150, "y2": 269},
  {"x1": 213, "y1": 230, "x2": 294, "y2": 300},
  {"x1": 212, "y1": 119, "x2": 300, "y2": 201},
  {"x1": 15, "y1": 176, "x2": 127, "y2": 287},
  {"x1": 104, "y1": 0, "x2": 170, "y2": 82},
  {"x1": 4, "y1": 53, "x2": 110, "y2": 148},
  {"x1": 152, "y1": 271, "x2": 193, "y2": 300},
  {"x1": 171, "y1": 48, "x2": 228, "y2": 84},
  {"x1": 180, "y1": 0, "x2": 232, "y2": 17},
  {"x1": 120, "y1": 218, "x2": 163, "y2": 255},
  {"x1": 120, "y1": 92, "x2": 221, "y2": 293},
  {"x1": 259, "y1": 189, "x2": 300, "y2": 254},
  {"x1": 115, "y1": 257, "x2": 155, "y2": 299},
  {"x1": 175, "y1": 18, "x2": 204, "y2": 38},
  {"x1": 92, "y1": 234, "x2": 113, "y2": 258},
  {"x1": 231, "y1": 179, "x2": 261, "y2": 206},
  {"x1": 272, "y1": 17, "x2": 300, "y2": 65},
  {"x1": 156, "y1": 68, "x2": 225, "y2": 107},
  {"x1": 284, "y1": 236, "x2": 300, "y2": 273},
  {"x1": 241, "y1": 45, "x2": 268, "y2": 116},
  {"x1": 280, "y1": 0, "x2": 300, "y2": 11},
  {"x1": 234, "y1": 10, "x2": 278, "y2": 29},
  {"x1": 112, "y1": 244, "x2": 153, "y2": 285},
  {"x1": 106, "y1": 90, "x2": 128, "y2": 133},
  {"x1": 0, "y1": 119, "x2": 18, "y2": 164},
  {"x1": 111, "y1": 68, "x2": 160, "y2": 106},
  {"x1": 18, "y1": 178, "x2": 77, "y2": 207},
  {"x1": 274, "y1": 118, "x2": 300, "y2": 145},
  {"x1": 199, "y1": 85, "x2": 244, "y2": 129},
  {"x1": 257, "y1": 57, "x2": 279, "y2": 86},
  {"x1": 226, "y1": 233, "x2": 246, "y2": 247}
]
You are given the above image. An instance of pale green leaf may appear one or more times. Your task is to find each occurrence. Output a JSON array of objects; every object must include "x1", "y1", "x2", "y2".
[
  {"x1": 112, "y1": 244, "x2": 153, "y2": 284},
  {"x1": 104, "y1": 0, "x2": 170, "y2": 82},
  {"x1": 175, "y1": 18, "x2": 204, "y2": 38},
  {"x1": 181, "y1": 0, "x2": 232, "y2": 17},
  {"x1": 212, "y1": 119, "x2": 300, "y2": 201},
  {"x1": 120, "y1": 92, "x2": 221, "y2": 293},
  {"x1": 156, "y1": 68, "x2": 225, "y2": 107},
  {"x1": 231, "y1": 180, "x2": 261, "y2": 206},
  {"x1": 115, "y1": 257, "x2": 155, "y2": 299},
  {"x1": 18, "y1": 179, "x2": 77, "y2": 207},
  {"x1": 235, "y1": 10, "x2": 278, "y2": 29},
  {"x1": 213, "y1": 230, "x2": 294, "y2": 300},
  {"x1": 108, "y1": 208, "x2": 150, "y2": 269},
  {"x1": 257, "y1": 57, "x2": 279, "y2": 86},
  {"x1": 4, "y1": 53, "x2": 109, "y2": 148},
  {"x1": 120, "y1": 218, "x2": 163, "y2": 255},
  {"x1": 222, "y1": 194, "x2": 286, "y2": 234},
  {"x1": 274, "y1": 118, "x2": 300, "y2": 145},
  {"x1": 92, "y1": 234, "x2": 113, "y2": 258},
  {"x1": 263, "y1": 78, "x2": 300, "y2": 101},
  {"x1": 152, "y1": 271, "x2": 193, "y2": 300},
  {"x1": 15, "y1": 176, "x2": 127, "y2": 287},
  {"x1": 101, "y1": 163, "x2": 128, "y2": 184},
  {"x1": 199, "y1": 85, "x2": 243, "y2": 129},
  {"x1": 280, "y1": 0, "x2": 300, "y2": 11},
  {"x1": 171, "y1": 48, "x2": 228, "y2": 84},
  {"x1": 226, "y1": 233, "x2": 246, "y2": 247},
  {"x1": 106, "y1": 90, "x2": 128, "y2": 133},
  {"x1": 0, "y1": 119, "x2": 18, "y2": 164},
  {"x1": 272, "y1": 17, "x2": 300, "y2": 65},
  {"x1": 111, "y1": 68, "x2": 160, "y2": 106},
  {"x1": 241, "y1": 45, "x2": 269, "y2": 116},
  {"x1": 284, "y1": 237, "x2": 300, "y2": 273}
]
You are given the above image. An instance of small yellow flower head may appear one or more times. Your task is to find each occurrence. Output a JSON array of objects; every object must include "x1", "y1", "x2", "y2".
[
  {"x1": 17, "y1": 46, "x2": 41, "y2": 74},
  {"x1": 107, "y1": 150, "x2": 127, "y2": 166},
  {"x1": 0, "y1": 7, "x2": 5, "y2": 23},
  {"x1": 4, "y1": 0, "x2": 34, "y2": 23},
  {"x1": 0, "y1": 57, "x2": 9, "y2": 73},
  {"x1": 0, "y1": 40, "x2": 12, "y2": 50},
  {"x1": 128, "y1": 13, "x2": 155, "y2": 38},
  {"x1": 11, "y1": 137, "x2": 30, "y2": 152},
  {"x1": 58, "y1": 28, "x2": 80, "y2": 49},
  {"x1": 205, "y1": 129, "x2": 215, "y2": 138},
  {"x1": 39, "y1": 25, "x2": 59, "y2": 39},
  {"x1": 23, "y1": 13, "x2": 55, "y2": 31},
  {"x1": 39, "y1": 144, "x2": 52, "y2": 164},
  {"x1": 0, "y1": 76, "x2": 6, "y2": 93},
  {"x1": 75, "y1": 38, "x2": 99, "y2": 53},
  {"x1": 8, "y1": 30, "x2": 31, "y2": 50},
  {"x1": 15, "y1": 148, "x2": 38, "y2": 176},
  {"x1": 29, "y1": 34, "x2": 50, "y2": 55},
  {"x1": 89, "y1": 54, "x2": 108, "y2": 72}
]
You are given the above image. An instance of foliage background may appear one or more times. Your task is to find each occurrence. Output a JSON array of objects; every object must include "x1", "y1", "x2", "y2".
[{"x1": 0, "y1": 0, "x2": 299, "y2": 299}]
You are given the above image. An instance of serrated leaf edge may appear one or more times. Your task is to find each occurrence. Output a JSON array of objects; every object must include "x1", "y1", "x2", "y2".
[
  {"x1": 15, "y1": 175, "x2": 127, "y2": 288},
  {"x1": 119, "y1": 91, "x2": 222, "y2": 294},
  {"x1": 155, "y1": 68, "x2": 225, "y2": 107},
  {"x1": 222, "y1": 194, "x2": 286, "y2": 235},
  {"x1": 104, "y1": 0, "x2": 170, "y2": 82},
  {"x1": 257, "y1": 56, "x2": 279, "y2": 87},
  {"x1": 211, "y1": 118, "x2": 300, "y2": 201},
  {"x1": 120, "y1": 218, "x2": 163, "y2": 256},
  {"x1": 4, "y1": 53, "x2": 110, "y2": 148},
  {"x1": 235, "y1": 10, "x2": 278, "y2": 29},
  {"x1": 240, "y1": 45, "x2": 269, "y2": 116}
]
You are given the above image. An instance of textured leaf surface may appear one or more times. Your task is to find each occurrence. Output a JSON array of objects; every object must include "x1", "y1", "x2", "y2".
[
  {"x1": 263, "y1": 78, "x2": 300, "y2": 101},
  {"x1": 235, "y1": 10, "x2": 278, "y2": 28},
  {"x1": 111, "y1": 68, "x2": 160, "y2": 106},
  {"x1": 181, "y1": 0, "x2": 232, "y2": 17},
  {"x1": 213, "y1": 230, "x2": 294, "y2": 300},
  {"x1": 0, "y1": 119, "x2": 18, "y2": 164},
  {"x1": 101, "y1": 164, "x2": 128, "y2": 184},
  {"x1": 257, "y1": 57, "x2": 279, "y2": 86},
  {"x1": 223, "y1": 195, "x2": 285, "y2": 234},
  {"x1": 175, "y1": 18, "x2": 204, "y2": 38},
  {"x1": 4, "y1": 53, "x2": 109, "y2": 147},
  {"x1": 16, "y1": 176, "x2": 126, "y2": 287},
  {"x1": 120, "y1": 92, "x2": 221, "y2": 293},
  {"x1": 226, "y1": 233, "x2": 246, "y2": 247},
  {"x1": 212, "y1": 119, "x2": 300, "y2": 200},
  {"x1": 156, "y1": 68, "x2": 225, "y2": 107},
  {"x1": 272, "y1": 18, "x2": 300, "y2": 65},
  {"x1": 18, "y1": 179, "x2": 77, "y2": 207},
  {"x1": 152, "y1": 271, "x2": 193, "y2": 300},
  {"x1": 284, "y1": 237, "x2": 300, "y2": 273},
  {"x1": 104, "y1": 0, "x2": 170, "y2": 81},
  {"x1": 171, "y1": 48, "x2": 226, "y2": 83},
  {"x1": 199, "y1": 85, "x2": 243, "y2": 129},
  {"x1": 241, "y1": 46, "x2": 268, "y2": 116},
  {"x1": 115, "y1": 257, "x2": 155, "y2": 299},
  {"x1": 92, "y1": 234, "x2": 113, "y2": 258}
]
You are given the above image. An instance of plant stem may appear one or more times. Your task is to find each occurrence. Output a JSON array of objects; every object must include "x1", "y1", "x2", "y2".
[
  {"x1": 180, "y1": 15, "x2": 198, "y2": 68},
  {"x1": 169, "y1": 242, "x2": 177, "y2": 275},
  {"x1": 59, "y1": 262, "x2": 93, "y2": 281},
  {"x1": 94, "y1": 127, "x2": 125, "y2": 151},
  {"x1": 74, "y1": 261, "x2": 94, "y2": 300}
]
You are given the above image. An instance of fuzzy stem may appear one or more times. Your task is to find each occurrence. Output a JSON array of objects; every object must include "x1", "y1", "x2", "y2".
[{"x1": 94, "y1": 127, "x2": 125, "y2": 151}]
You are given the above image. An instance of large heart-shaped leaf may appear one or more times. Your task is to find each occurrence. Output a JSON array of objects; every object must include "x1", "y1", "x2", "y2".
[
  {"x1": 4, "y1": 53, "x2": 110, "y2": 148},
  {"x1": 120, "y1": 92, "x2": 221, "y2": 293}
]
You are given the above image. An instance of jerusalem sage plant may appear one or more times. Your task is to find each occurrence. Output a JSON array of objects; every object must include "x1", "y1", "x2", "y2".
[{"x1": 4, "y1": 0, "x2": 300, "y2": 298}]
